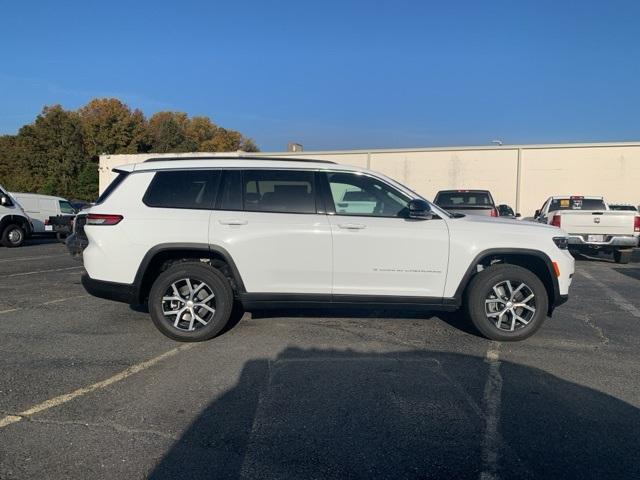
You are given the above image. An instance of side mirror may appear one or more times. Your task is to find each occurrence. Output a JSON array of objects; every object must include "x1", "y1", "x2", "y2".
[
  {"x1": 515, "y1": 213, "x2": 521, "y2": 218},
  {"x1": 407, "y1": 199, "x2": 433, "y2": 220},
  {"x1": 534, "y1": 209, "x2": 540, "y2": 218},
  {"x1": 0, "y1": 195, "x2": 13, "y2": 207}
]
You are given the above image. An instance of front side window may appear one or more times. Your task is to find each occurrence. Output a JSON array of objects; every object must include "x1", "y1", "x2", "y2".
[
  {"x1": 242, "y1": 170, "x2": 316, "y2": 214},
  {"x1": 144, "y1": 170, "x2": 220, "y2": 209},
  {"x1": 59, "y1": 200, "x2": 75, "y2": 214},
  {"x1": 326, "y1": 172, "x2": 410, "y2": 217}
]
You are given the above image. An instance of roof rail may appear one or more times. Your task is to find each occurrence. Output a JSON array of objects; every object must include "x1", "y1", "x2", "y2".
[{"x1": 143, "y1": 155, "x2": 336, "y2": 164}]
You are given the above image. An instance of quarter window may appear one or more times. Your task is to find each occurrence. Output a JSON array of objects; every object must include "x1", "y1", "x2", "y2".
[
  {"x1": 242, "y1": 170, "x2": 316, "y2": 214},
  {"x1": 144, "y1": 170, "x2": 220, "y2": 209},
  {"x1": 326, "y1": 172, "x2": 410, "y2": 217}
]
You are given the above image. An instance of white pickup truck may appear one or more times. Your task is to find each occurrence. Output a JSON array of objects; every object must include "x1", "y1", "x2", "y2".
[{"x1": 534, "y1": 196, "x2": 640, "y2": 263}]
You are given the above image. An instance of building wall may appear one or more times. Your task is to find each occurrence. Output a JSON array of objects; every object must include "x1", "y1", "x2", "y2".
[{"x1": 99, "y1": 142, "x2": 640, "y2": 216}]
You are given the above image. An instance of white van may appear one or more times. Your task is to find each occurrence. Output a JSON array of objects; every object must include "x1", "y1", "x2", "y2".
[
  {"x1": 0, "y1": 185, "x2": 33, "y2": 247},
  {"x1": 10, "y1": 193, "x2": 75, "y2": 233}
]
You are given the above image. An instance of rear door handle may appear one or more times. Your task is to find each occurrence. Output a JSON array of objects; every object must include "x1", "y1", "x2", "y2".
[
  {"x1": 218, "y1": 219, "x2": 248, "y2": 225},
  {"x1": 338, "y1": 223, "x2": 366, "y2": 230}
]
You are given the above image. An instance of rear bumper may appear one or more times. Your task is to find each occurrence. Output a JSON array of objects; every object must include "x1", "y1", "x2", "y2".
[
  {"x1": 81, "y1": 273, "x2": 136, "y2": 304},
  {"x1": 66, "y1": 233, "x2": 88, "y2": 259},
  {"x1": 567, "y1": 234, "x2": 638, "y2": 248}
]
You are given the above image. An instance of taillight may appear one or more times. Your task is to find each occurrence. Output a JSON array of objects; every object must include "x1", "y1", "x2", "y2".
[
  {"x1": 635, "y1": 216, "x2": 640, "y2": 233},
  {"x1": 86, "y1": 214, "x2": 123, "y2": 226},
  {"x1": 44, "y1": 218, "x2": 49, "y2": 226},
  {"x1": 490, "y1": 208, "x2": 498, "y2": 217},
  {"x1": 551, "y1": 215, "x2": 561, "y2": 228}
]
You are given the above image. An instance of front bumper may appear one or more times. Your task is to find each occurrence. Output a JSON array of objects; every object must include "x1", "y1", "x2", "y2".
[
  {"x1": 567, "y1": 234, "x2": 638, "y2": 248},
  {"x1": 81, "y1": 273, "x2": 136, "y2": 304}
]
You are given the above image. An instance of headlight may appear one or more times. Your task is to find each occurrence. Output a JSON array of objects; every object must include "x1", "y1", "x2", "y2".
[{"x1": 553, "y1": 236, "x2": 568, "y2": 250}]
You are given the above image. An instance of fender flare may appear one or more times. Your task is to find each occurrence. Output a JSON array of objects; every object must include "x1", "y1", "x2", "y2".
[{"x1": 450, "y1": 248, "x2": 560, "y2": 313}]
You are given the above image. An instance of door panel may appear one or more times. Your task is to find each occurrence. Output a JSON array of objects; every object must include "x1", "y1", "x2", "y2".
[
  {"x1": 329, "y1": 216, "x2": 449, "y2": 297},
  {"x1": 210, "y1": 211, "x2": 332, "y2": 293},
  {"x1": 322, "y1": 171, "x2": 449, "y2": 297},
  {"x1": 209, "y1": 169, "x2": 332, "y2": 294}
]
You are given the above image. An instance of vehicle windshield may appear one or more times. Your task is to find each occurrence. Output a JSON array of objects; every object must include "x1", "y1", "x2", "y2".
[
  {"x1": 549, "y1": 198, "x2": 606, "y2": 212},
  {"x1": 435, "y1": 191, "x2": 493, "y2": 207},
  {"x1": 59, "y1": 200, "x2": 75, "y2": 214}
]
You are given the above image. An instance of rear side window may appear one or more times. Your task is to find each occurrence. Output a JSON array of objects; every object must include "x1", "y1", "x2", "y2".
[
  {"x1": 435, "y1": 191, "x2": 493, "y2": 206},
  {"x1": 243, "y1": 170, "x2": 316, "y2": 214},
  {"x1": 144, "y1": 170, "x2": 220, "y2": 209}
]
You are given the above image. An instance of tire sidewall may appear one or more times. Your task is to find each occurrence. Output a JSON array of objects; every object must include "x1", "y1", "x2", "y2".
[
  {"x1": 149, "y1": 263, "x2": 233, "y2": 342},
  {"x1": 2, "y1": 224, "x2": 25, "y2": 247},
  {"x1": 466, "y1": 264, "x2": 549, "y2": 341}
]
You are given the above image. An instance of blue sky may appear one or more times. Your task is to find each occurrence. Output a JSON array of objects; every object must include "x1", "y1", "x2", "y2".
[{"x1": 1, "y1": 0, "x2": 639, "y2": 151}]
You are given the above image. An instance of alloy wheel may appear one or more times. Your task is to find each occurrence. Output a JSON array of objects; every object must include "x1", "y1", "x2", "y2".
[
  {"x1": 161, "y1": 278, "x2": 216, "y2": 332},
  {"x1": 484, "y1": 280, "x2": 536, "y2": 332}
]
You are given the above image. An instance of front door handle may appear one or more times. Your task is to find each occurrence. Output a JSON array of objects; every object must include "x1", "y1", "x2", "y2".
[
  {"x1": 219, "y1": 219, "x2": 248, "y2": 225},
  {"x1": 338, "y1": 223, "x2": 366, "y2": 230}
]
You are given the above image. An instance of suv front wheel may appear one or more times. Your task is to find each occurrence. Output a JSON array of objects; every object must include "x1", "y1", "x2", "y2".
[
  {"x1": 149, "y1": 262, "x2": 233, "y2": 341},
  {"x1": 465, "y1": 264, "x2": 549, "y2": 341}
]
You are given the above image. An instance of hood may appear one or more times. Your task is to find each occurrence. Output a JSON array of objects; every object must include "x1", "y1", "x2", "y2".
[{"x1": 454, "y1": 212, "x2": 563, "y2": 234}]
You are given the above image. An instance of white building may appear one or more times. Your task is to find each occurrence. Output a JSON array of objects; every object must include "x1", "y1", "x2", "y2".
[{"x1": 100, "y1": 141, "x2": 640, "y2": 217}]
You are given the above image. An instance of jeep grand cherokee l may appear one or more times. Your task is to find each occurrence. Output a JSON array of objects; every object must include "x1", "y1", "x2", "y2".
[{"x1": 68, "y1": 157, "x2": 574, "y2": 342}]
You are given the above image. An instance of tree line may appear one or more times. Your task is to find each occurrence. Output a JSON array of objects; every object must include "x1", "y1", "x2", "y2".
[{"x1": 0, "y1": 98, "x2": 258, "y2": 201}]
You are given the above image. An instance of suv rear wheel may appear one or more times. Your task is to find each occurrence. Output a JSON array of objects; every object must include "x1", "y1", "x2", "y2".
[
  {"x1": 465, "y1": 264, "x2": 549, "y2": 341},
  {"x1": 149, "y1": 262, "x2": 233, "y2": 341},
  {"x1": 1, "y1": 224, "x2": 26, "y2": 247}
]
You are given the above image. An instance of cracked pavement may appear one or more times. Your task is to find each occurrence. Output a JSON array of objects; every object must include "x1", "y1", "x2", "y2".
[{"x1": 1, "y1": 239, "x2": 639, "y2": 479}]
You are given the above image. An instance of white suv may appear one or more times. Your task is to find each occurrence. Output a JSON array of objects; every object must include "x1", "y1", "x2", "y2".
[{"x1": 68, "y1": 157, "x2": 574, "y2": 342}]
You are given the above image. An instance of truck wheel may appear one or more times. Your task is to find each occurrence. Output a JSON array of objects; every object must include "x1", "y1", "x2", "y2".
[
  {"x1": 148, "y1": 262, "x2": 233, "y2": 342},
  {"x1": 1, "y1": 224, "x2": 26, "y2": 248},
  {"x1": 465, "y1": 264, "x2": 549, "y2": 341},
  {"x1": 613, "y1": 249, "x2": 632, "y2": 264}
]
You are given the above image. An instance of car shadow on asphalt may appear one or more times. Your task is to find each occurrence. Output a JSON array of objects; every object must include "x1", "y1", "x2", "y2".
[
  {"x1": 613, "y1": 268, "x2": 640, "y2": 281},
  {"x1": 148, "y1": 348, "x2": 640, "y2": 480}
]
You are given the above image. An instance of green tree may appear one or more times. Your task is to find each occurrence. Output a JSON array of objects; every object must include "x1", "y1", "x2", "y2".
[
  {"x1": 147, "y1": 111, "x2": 198, "y2": 153},
  {"x1": 13, "y1": 105, "x2": 86, "y2": 197},
  {"x1": 78, "y1": 98, "x2": 148, "y2": 158}
]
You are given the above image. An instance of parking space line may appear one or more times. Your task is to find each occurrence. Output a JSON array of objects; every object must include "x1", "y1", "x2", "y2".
[
  {"x1": 0, "y1": 254, "x2": 67, "y2": 263},
  {"x1": 579, "y1": 270, "x2": 640, "y2": 318},
  {"x1": 42, "y1": 295, "x2": 88, "y2": 305},
  {"x1": 480, "y1": 342, "x2": 502, "y2": 480},
  {"x1": 0, "y1": 295, "x2": 90, "y2": 316},
  {"x1": 8, "y1": 266, "x2": 83, "y2": 277},
  {"x1": 0, "y1": 308, "x2": 19, "y2": 314},
  {"x1": 0, "y1": 344, "x2": 195, "y2": 429}
]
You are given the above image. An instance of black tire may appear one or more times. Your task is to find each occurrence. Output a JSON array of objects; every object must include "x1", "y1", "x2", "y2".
[
  {"x1": 1, "y1": 224, "x2": 26, "y2": 247},
  {"x1": 613, "y1": 249, "x2": 632, "y2": 264},
  {"x1": 56, "y1": 232, "x2": 67, "y2": 243},
  {"x1": 148, "y1": 262, "x2": 233, "y2": 342},
  {"x1": 465, "y1": 264, "x2": 549, "y2": 341}
]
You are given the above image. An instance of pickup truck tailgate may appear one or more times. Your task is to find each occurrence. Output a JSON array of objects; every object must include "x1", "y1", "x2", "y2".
[{"x1": 558, "y1": 211, "x2": 636, "y2": 235}]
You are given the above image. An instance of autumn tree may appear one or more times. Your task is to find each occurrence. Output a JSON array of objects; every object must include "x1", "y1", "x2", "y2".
[{"x1": 0, "y1": 99, "x2": 258, "y2": 200}]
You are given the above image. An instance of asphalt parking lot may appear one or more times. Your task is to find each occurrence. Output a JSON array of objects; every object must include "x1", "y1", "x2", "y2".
[{"x1": 1, "y1": 239, "x2": 639, "y2": 479}]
